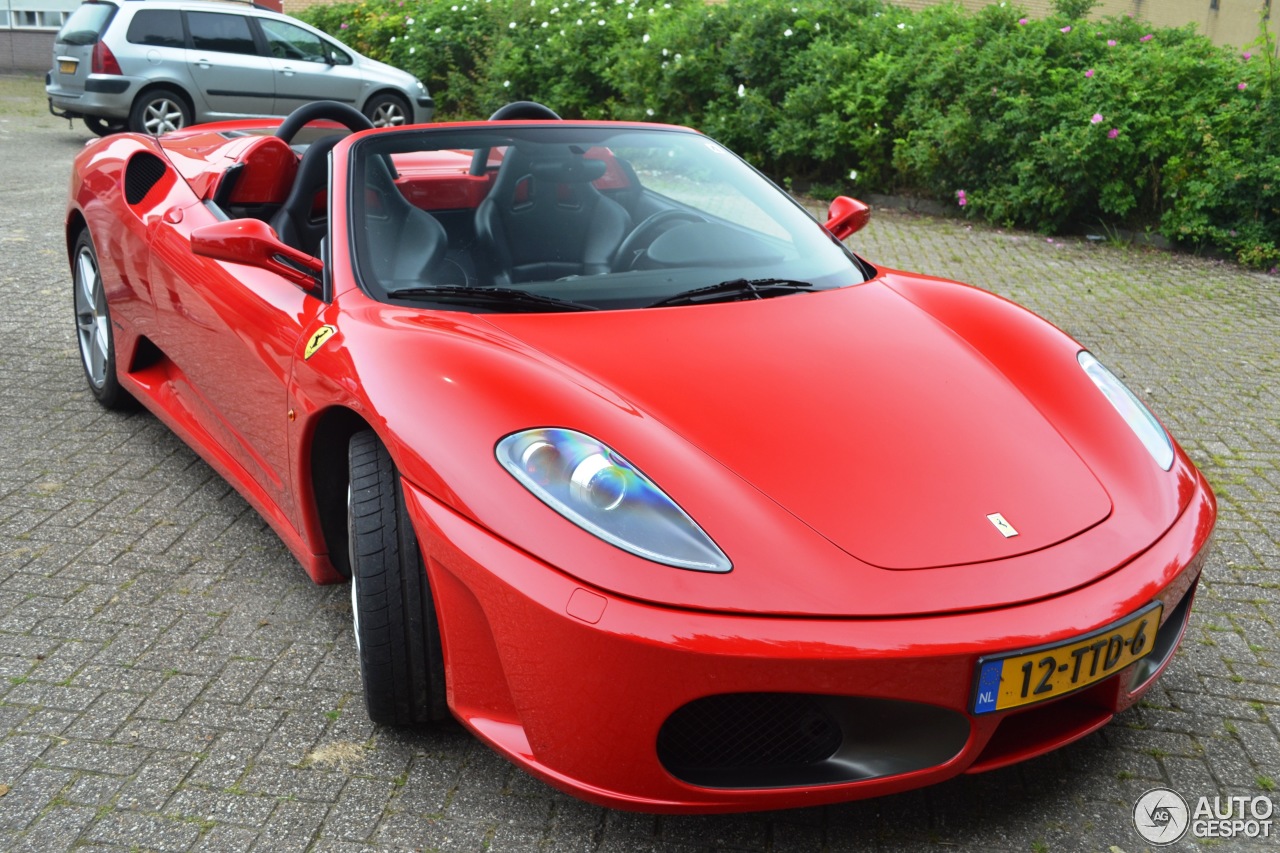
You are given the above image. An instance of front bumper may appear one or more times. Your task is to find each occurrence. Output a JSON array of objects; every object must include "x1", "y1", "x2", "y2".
[{"x1": 402, "y1": 475, "x2": 1213, "y2": 813}]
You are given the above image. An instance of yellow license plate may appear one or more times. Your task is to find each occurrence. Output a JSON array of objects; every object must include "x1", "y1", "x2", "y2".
[
  {"x1": 59, "y1": 60, "x2": 77, "y2": 74},
  {"x1": 972, "y1": 601, "x2": 1163, "y2": 714}
]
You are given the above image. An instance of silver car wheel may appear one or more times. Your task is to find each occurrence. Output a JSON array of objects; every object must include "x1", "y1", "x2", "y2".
[
  {"x1": 367, "y1": 95, "x2": 410, "y2": 128},
  {"x1": 141, "y1": 97, "x2": 187, "y2": 135},
  {"x1": 73, "y1": 242, "x2": 109, "y2": 390}
]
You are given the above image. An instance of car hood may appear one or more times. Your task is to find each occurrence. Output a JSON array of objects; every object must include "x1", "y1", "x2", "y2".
[{"x1": 483, "y1": 279, "x2": 1112, "y2": 571}]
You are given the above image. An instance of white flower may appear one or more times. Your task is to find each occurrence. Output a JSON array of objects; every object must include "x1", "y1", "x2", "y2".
[
  {"x1": 814, "y1": 22, "x2": 820, "y2": 30},
  {"x1": 503, "y1": 80, "x2": 511, "y2": 87},
  {"x1": 646, "y1": 108, "x2": 654, "y2": 116},
  {"x1": 737, "y1": 83, "x2": 745, "y2": 97},
  {"x1": 509, "y1": 21, "x2": 516, "y2": 28},
  {"x1": 409, "y1": 46, "x2": 415, "y2": 53},
  {"x1": 598, "y1": 19, "x2": 606, "y2": 25},
  {"x1": 661, "y1": 47, "x2": 668, "y2": 56},
  {"x1": 784, "y1": 28, "x2": 792, "y2": 37},
  {"x1": 405, "y1": 16, "x2": 414, "y2": 24},
  {"x1": 541, "y1": 21, "x2": 548, "y2": 27},
  {"x1": 848, "y1": 169, "x2": 858, "y2": 181},
  {"x1": 897, "y1": 22, "x2": 905, "y2": 29}
]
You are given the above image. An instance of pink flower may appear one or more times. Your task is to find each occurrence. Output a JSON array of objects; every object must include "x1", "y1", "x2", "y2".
[
  {"x1": 1085, "y1": 69, "x2": 1094, "y2": 78},
  {"x1": 1243, "y1": 51, "x2": 1252, "y2": 60},
  {"x1": 1060, "y1": 25, "x2": 1072, "y2": 33},
  {"x1": 340, "y1": 22, "x2": 349, "y2": 28},
  {"x1": 1140, "y1": 34, "x2": 1153, "y2": 42},
  {"x1": 1239, "y1": 81, "x2": 1248, "y2": 91},
  {"x1": 1107, "y1": 39, "x2": 1116, "y2": 46},
  {"x1": 1091, "y1": 113, "x2": 1103, "y2": 124},
  {"x1": 956, "y1": 189, "x2": 968, "y2": 207},
  {"x1": 1018, "y1": 17, "x2": 1028, "y2": 25},
  {"x1": 1108, "y1": 128, "x2": 1120, "y2": 139}
]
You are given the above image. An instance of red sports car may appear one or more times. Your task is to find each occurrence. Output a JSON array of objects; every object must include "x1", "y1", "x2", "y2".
[{"x1": 66, "y1": 100, "x2": 1215, "y2": 813}]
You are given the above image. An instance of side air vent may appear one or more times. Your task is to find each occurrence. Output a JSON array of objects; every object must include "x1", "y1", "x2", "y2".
[{"x1": 124, "y1": 152, "x2": 168, "y2": 205}]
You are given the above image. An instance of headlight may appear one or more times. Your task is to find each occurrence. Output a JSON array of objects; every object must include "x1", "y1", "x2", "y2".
[
  {"x1": 496, "y1": 428, "x2": 732, "y2": 572},
  {"x1": 1078, "y1": 351, "x2": 1174, "y2": 470}
]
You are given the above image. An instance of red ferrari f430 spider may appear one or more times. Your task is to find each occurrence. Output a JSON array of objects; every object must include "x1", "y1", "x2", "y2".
[{"x1": 66, "y1": 101, "x2": 1215, "y2": 812}]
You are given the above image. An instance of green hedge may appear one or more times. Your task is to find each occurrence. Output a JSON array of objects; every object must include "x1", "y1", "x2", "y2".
[{"x1": 300, "y1": 0, "x2": 1280, "y2": 269}]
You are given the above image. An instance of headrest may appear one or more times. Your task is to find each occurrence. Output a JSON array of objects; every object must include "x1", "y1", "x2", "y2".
[{"x1": 528, "y1": 157, "x2": 608, "y2": 183}]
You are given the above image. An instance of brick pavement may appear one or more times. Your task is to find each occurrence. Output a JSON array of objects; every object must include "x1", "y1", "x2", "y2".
[{"x1": 0, "y1": 74, "x2": 1277, "y2": 852}]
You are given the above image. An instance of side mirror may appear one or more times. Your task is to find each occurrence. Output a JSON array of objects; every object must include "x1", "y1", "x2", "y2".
[
  {"x1": 824, "y1": 196, "x2": 871, "y2": 240},
  {"x1": 191, "y1": 219, "x2": 323, "y2": 291}
]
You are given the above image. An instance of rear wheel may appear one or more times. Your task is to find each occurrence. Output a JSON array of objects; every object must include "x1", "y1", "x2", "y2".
[
  {"x1": 363, "y1": 92, "x2": 411, "y2": 128},
  {"x1": 83, "y1": 116, "x2": 126, "y2": 137},
  {"x1": 72, "y1": 230, "x2": 133, "y2": 411},
  {"x1": 347, "y1": 430, "x2": 448, "y2": 725},
  {"x1": 129, "y1": 88, "x2": 191, "y2": 136}
]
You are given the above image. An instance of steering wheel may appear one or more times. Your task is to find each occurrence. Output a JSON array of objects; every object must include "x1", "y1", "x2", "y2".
[
  {"x1": 612, "y1": 210, "x2": 706, "y2": 271},
  {"x1": 274, "y1": 100, "x2": 373, "y2": 144}
]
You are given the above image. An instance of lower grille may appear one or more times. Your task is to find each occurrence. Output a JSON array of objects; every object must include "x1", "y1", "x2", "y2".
[
  {"x1": 658, "y1": 693, "x2": 841, "y2": 771},
  {"x1": 658, "y1": 693, "x2": 969, "y2": 790}
]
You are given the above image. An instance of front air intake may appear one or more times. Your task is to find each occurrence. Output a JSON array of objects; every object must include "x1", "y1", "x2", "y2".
[{"x1": 657, "y1": 693, "x2": 969, "y2": 790}]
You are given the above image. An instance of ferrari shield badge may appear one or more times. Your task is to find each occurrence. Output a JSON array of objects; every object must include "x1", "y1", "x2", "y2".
[
  {"x1": 986, "y1": 512, "x2": 1018, "y2": 538},
  {"x1": 304, "y1": 325, "x2": 337, "y2": 360}
]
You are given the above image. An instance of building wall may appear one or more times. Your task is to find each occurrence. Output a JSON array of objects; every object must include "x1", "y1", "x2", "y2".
[
  {"x1": 1, "y1": 28, "x2": 52, "y2": 73},
  {"x1": 891, "y1": 1, "x2": 1270, "y2": 48}
]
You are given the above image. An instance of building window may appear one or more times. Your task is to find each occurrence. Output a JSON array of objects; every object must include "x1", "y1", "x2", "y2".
[{"x1": 4, "y1": 0, "x2": 76, "y2": 30}]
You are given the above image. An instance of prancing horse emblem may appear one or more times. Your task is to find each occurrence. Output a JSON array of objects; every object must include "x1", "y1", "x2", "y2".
[
  {"x1": 304, "y1": 325, "x2": 337, "y2": 360},
  {"x1": 986, "y1": 512, "x2": 1018, "y2": 538}
]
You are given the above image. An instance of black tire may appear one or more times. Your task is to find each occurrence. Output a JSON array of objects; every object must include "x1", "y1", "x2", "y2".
[
  {"x1": 363, "y1": 92, "x2": 412, "y2": 128},
  {"x1": 128, "y1": 87, "x2": 191, "y2": 136},
  {"x1": 347, "y1": 430, "x2": 448, "y2": 725},
  {"x1": 72, "y1": 230, "x2": 134, "y2": 411},
  {"x1": 83, "y1": 116, "x2": 126, "y2": 137}
]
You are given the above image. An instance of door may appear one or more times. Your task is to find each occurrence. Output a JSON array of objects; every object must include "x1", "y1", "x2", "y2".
[
  {"x1": 258, "y1": 18, "x2": 365, "y2": 116},
  {"x1": 147, "y1": 205, "x2": 321, "y2": 522},
  {"x1": 184, "y1": 10, "x2": 275, "y2": 119}
]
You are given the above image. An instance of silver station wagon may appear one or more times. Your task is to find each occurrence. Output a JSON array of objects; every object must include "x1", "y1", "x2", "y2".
[{"x1": 47, "y1": 0, "x2": 434, "y2": 136}]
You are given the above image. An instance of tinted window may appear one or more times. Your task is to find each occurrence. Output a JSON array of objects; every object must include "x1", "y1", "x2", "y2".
[
  {"x1": 187, "y1": 12, "x2": 258, "y2": 56},
  {"x1": 127, "y1": 9, "x2": 184, "y2": 48},
  {"x1": 56, "y1": 2, "x2": 116, "y2": 45}
]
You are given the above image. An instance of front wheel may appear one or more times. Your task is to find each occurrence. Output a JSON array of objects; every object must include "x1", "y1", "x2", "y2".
[
  {"x1": 72, "y1": 230, "x2": 134, "y2": 410},
  {"x1": 363, "y1": 92, "x2": 412, "y2": 128},
  {"x1": 129, "y1": 88, "x2": 191, "y2": 136},
  {"x1": 347, "y1": 430, "x2": 448, "y2": 725}
]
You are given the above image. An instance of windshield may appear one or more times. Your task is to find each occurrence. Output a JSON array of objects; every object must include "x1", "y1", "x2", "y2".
[
  {"x1": 349, "y1": 125, "x2": 866, "y2": 312},
  {"x1": 57, "y1": 1, "x2": 116, "y2": 45}
]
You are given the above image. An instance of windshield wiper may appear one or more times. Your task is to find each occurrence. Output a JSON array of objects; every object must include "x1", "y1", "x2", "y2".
[
  {"x1": 646, "y1": 278, "x2": 814, "y2": 308},
  {"x1": 385, "y1": 285, "x2": 599, "y2": 313}
]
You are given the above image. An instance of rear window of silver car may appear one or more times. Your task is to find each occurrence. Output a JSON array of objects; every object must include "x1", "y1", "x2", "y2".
[{"x1": 57, "y1": 1, "x2": 116, "y2": 45}]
